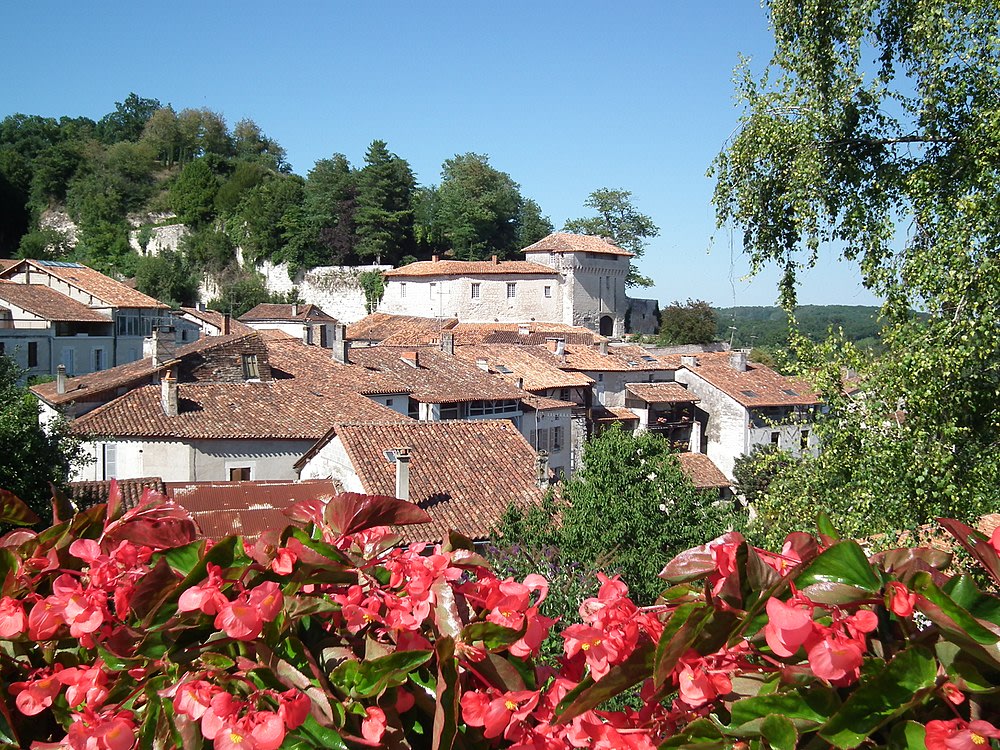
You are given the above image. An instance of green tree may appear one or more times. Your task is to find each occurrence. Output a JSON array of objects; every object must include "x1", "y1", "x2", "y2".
[
  {"x1": 657, "y1": 299, "x2": 717, "y2": 345},
  {"x1": 564, "y1": 188, "x2": 659, "y2": 287},
  {"x1": 169, "y1": 159, "x2": 220, "y2": 226},
  {"x1": 231, "y1": 118, "x2": 289, "y2": 172},
  {"x1": 712, "y1": 0, "x2": 1000, "y2": 538},
  {"x1": 207, "y1": 271, "x2": 297, "y2": 319},
  {"x1": 516, "y1": 198, "x2": 554, "y2": 248},
  {"x1": 16, "y1": 228, "x2": 72, "y2": 260},
  {"x1": 229, "y1": 173, "x2": 305, "y2": 266},
  {"x1": 180, "y1": 226, "x2": 236, "y2": 276},
  {"x1": 96, "y1": 93, "x2": 161, "y2": 144},
  {"x1": 134, "y1": 250, "x2": 199, "y2": 308},
  {"x1": 0, "y1": 356, "x2": 84, "y2": 524},
  {"x1": 354, "y1": 140, "x2": 416, "y2": 265},
  {"x1": 418, "y1": 153, "x2": 532, "y2": 260},
  {"x1": 300, "y1": 154, "x2": 359, "y2": 265}
]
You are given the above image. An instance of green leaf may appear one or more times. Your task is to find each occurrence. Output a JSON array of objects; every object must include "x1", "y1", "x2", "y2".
[
  {"x1": 461, "y1": 622, "x2": 525, "y2": 651},
  {"x1": 761, "y1": 714, "x2": 797, "y2": 750},
  {"x1": 554, "y1": 639, "x2": 655, "y2": 723},
  {"x1": 912, "y1": 573, "x2": 1000, "y2": 646},
  {"x1": 0, "y1": 488, "x2": 39, "y2": 526},
  {"x1": 433, "y1": 636, "x2": 459, "y2": 750},
  {"x1": 819, "y1": 647, "x2": 937, "y2": 748},
  {"x1": 888, "y1": 721, "x2": 927, "y2": 750},
  {"x1": 299, "y1": 714, "x2": 348, "y2": 750},
  {"x1": 792, "y1": 541, "x2": 880, "y2": 593},
  {"x1": 163, "y1": 540, "x2": 203, "y2": 576},
  {"x1": 816, "y1": 511, "x2": 840, "y2": 540},
  {"x1": 653, "y1": 602, "x2": 714, "y2": 688},
  {"x1": 659, "y1": 717, "x2": 725, "y2": 748},
  {"x1": 729, "y1": 688, "x2": 840, "y2": 730},
  {"x1": 332, "y1": 650, "x2": 433, "y2": 698}
]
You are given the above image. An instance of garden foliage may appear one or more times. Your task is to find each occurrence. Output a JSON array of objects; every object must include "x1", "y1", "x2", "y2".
[{"x1": 0, "y1": 485, "x2": 998, "y2": 749}]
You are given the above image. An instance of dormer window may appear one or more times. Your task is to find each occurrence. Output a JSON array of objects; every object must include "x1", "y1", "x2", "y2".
[{"x1": 242, "y1": 354, "x2": 260, "y2": 380}]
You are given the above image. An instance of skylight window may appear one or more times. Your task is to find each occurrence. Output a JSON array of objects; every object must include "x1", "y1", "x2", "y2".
[
  {"x1": 496, "y1": 365, "x2": 513, "y2": 374},
  {"x1": 741, "y1": 389, "x2": 759, "y2": 398},
  {"x1": 782, "y1": 388, "x2": 799, "y2": 396}
]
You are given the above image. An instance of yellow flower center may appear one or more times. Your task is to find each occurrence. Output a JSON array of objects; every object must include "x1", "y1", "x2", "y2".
[
  {"x1": 972, "y1": 734, "x2": 987, "y2": 746},
  {"x1": 505, "y1": 700, "x2": 517, "y2": 710}
]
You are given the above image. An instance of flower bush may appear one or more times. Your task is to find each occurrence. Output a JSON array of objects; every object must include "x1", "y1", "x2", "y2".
[{"x1": 0, "y1": 483, "x2": 998, "y2": 749}]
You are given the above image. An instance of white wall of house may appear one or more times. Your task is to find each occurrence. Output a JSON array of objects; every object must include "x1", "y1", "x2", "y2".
[
  {"x1": 380, "y1": 274, "x2": 562, "y2": 322},
  {"x1": 366, "y1": 394, "x2": 411, "y2": 416},
  {"x1": 526, "y1": 251, "x2": 628, "y2": 335},
  {"x1": 584, "y1": 371, "x2": 676, "y2": 408},
  {"x1": 522, "y1": 406, "x2": 572, "y2": 478},
  {"x1": 673, "y1": 371, "x2": 751, "y2": 480},
  {"x1": 74, "y1": 438, "x2": 314, "y2": 483},
  {"x1": 297, "y1": 436, "x2": 366, "y2": 492}
]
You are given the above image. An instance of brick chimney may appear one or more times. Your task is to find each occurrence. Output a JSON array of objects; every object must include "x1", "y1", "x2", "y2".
[
  {"x1": 222, "y1": 315, "x2": 231, "y2": 335},
  {"x1": 332, "y1": 323, "x2": 350, "y2": 364},
  {"x1": 144, "y1": 325, "x2": 177, "y2": 368},
  {"x1": 545, "y1": 337, "x2": 565, "y2": 356},
  {"x1": 56, "y1": 364, "x2": 66, "y2": 394},
  {"x1": 161, "y1": 371, "x2": 178, "y2": 417},
  {"x1": 394, "y1": 446, "x2": 411, "y2": 501},
  {"x1": 291, "y1": 302, "x2": 299, "y2": 317},
  {"x1": 440, "y1": 331, "x2": 455, "y2": 355},
  {"x1": 729, "y1": 349, "x2": 749, "y2": 372},
  {"x1": 432, "y1": 255, "x2": 440, "y2": 263},
  {"x1": 491, "y1": 255, "x2": 499, "y2": 264}
]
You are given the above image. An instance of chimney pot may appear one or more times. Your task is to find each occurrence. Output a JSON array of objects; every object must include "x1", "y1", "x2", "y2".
[
  {"x1": 599, "y1": 340, "x2": 609, "y2": 356},
  {"x1": 432, "y1": 254, "x2": 439, "y2": 263},
  {"x1": 492, "y1": 255, "x2": 498, "y2": 264},
  {"x1": 56, "y1": 364, "x2": 66, "y2": 394},
  {"x1": 332, "y1": 323, "x2": 350, "y2": 364},
  {"x1": 144, "y1": 325, "x2": 177, "y2": 368},
  {"x1": 519, "y1": 323, "x2": 531, "y2": 337},
  {"x1": 291, "y1": 303, "x2": 299, "y2": 317},
  {"x1": 394, "y1": 446, "x2": 411, "y2": 501},
  {"x1": 161, "y1": 372, "x2": 178, "y2": 417},
  {"x1": 440, "y1": 331, "x2": 455, "y2": 355},
  {"x1": 535, "y1": 450, "x2": 550, "y2": 488},
  {"x1": 222, "y1": 314, "x2": 231, "y2": 336},
  {"x1": 401, "y1": 350, "x2": 419, "y2": 367},
  {"x1": 681, "y1": 355, "x2": 698, "y2": 367},
  {"x1": 730, "y1": 349, "x2": 749, "y2": 372}
]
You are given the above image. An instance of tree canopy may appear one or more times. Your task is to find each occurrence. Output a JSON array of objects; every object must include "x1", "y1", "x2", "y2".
[
  {"x1": 564, "y1": 188, "x2": 658, "y2": 286},
  {"x1": 712, "y1": 0, "x2": 1000, "y2": 538},
  {"x1": 657, "y1": 299, "x2": 717, "y2": 345}
]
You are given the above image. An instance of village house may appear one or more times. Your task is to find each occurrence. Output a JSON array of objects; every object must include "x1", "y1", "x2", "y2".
[
  {"x1": 673, "y1": 350, "x2": 821, "y2": 479},
  {"x1": 239, "y1": 303, "x2": 338, "y2": 347},
  {"x1": 0, "y1": 259, "x2": 197, "y2": 378},
  {"x1": 177, "y1": 305, "x2": 251, "y2": 338},
  {"x1": 376, "y1": 233, "x2": 659, "y2": 337},
  {"x1": 296, "y1": 420, "x2": 546, "y2": 541}
]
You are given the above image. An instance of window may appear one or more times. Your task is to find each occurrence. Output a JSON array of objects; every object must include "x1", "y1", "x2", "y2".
[
  {"x1": 506, "y1": 282, "x2": 516, "y2": 299},
  {"x1": 801, "y1": 430, "x2": 810, "y2": 450},
  {"x1": 467, "y1": 399, "x2": 520, "y2": 416},
  {"x1": 242, "y1": 354, "x2": 260, "y2": 380},
  {"x1": 400, "y1": 283, "x2": 406, "y2": 298},
  {"x1": 551, "y1": 426, "x2": 564, "y2": 451},
  {"x1": 385, "y1": 398, "x2": 394, "y2": 407},
  {"x1": 559, "y1": 388, "x2": 571, "y2": 402},
  {"x1": 544, "y1": 285, "x2": 552, "y2": 298},
  {"x1": 104, "y1": 444, "x2": 117, "y2": 479},
  {"x1": 229, "y1": 467, "x2": 251, "y2": 482},
  {"x1": 429, "y1": 282, "x2": 436, "y2": 298},
  {"x1": 93, "y1": 348, "x2": 104, "y2": 372},
  {"x1": 471, "y1": 283, "x2": 481, "y2": 299},
  {"x1": 440, "y1": 402, "x2": 461, "y2": 420},
  {"x1": 770, "y1": 431, "x2": 780, "y2": 445},
  {"x1": 28, "y1": 342, "x2": 38, "y2": 368}
]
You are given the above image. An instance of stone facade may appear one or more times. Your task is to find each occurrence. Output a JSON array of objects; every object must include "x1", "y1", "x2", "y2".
[{"x1": 257, "y1": 259, "x2": 387, "y2": 325}]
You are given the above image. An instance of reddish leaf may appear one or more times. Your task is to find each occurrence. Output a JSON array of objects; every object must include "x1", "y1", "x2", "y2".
[
  {"x1": 129, "y1": 557, "x2": 181, "y2": 621},
  {"x1": 938, "y1": 517, "x2": 1000, "y2": 587},
  {"x1": 102, "y1": 496, "x2": 198, "y2": 550},
  {"x1": 285, "y1": 497, "x2": 327, "y2": 526},
  {"x1": 660, "y1": 531, "x2": 745, "y2": 583},
  {"x1": 433, "y1": 636, "x2": 459, "y2": 750},
  {"x1": 324, "y1": 492, "x2": 431, "y2": 536},
  {"x1": 48, "y1": 483, "x2": 74, "y2": 525},
  {"x1": 0, "y1": 488, "x2": 39, "y2": 527}
]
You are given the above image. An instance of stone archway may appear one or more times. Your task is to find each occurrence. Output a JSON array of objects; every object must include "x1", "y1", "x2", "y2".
[{"x1": 599, "y1": 315, "x2": 614, "y2": 337}]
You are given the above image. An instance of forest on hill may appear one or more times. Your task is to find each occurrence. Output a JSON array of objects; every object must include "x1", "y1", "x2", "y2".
[
  {"x1": 715, "y1": 305, "x2": 886, "y2": 348},
  {"x1": 0, "y1": 93, "x2": 568, "y2": 312}
]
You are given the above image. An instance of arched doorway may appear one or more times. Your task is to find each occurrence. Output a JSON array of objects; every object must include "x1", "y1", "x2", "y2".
[{"x1": 599, "y1": 315, "x2": 614, "y2": 337}]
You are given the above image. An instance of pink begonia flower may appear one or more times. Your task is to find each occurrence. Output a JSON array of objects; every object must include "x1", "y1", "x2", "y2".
[
  {"x1": 509, "y1": 607, "x2": 557, "y2": 658},
  {"x1": 66, "y1": 708, "x2": 137, "y2": 750},
  {"x1": 215, "y1": 598, "x2": 264, "y2": 641},
  {"x1": 277, "y1": 690, "x2": 310, "y2": 730},
  {"x1": 940, "y1": 681, "x2": 965, "y2": 705},
  {"x1": 676, "y1": 662, "x2": 732, "y2": 709},
  {"x1": 10, "y1": 668, "x2": 63, "y2": 716},
  {"x1": 925, "y1": 718, "x2": 1000, "y2": 750},
  {"x1": 0, "y1": 596, "x2": 27, "y2": 638},
  {"x1": 58, "y1": 663, "x2": 109, "y2": 709},
  {"x1": 270, "y1": 546, "x2": 297, "y2": 575},
  {"x1": 460, "y1": 689, "x2": 539, "y2": 740},
  {"x1": 362, "y1": 706, "x2": 387, "y2": 743},
  {"x1": 763, "y1": 596, "x2": 815, "y2": 657},
  {"x1": 806, "y1": 632, "x2": 864, "y2": 685},
  {"x1": 178, "y1": 565, "x2": 227, "y2": 616},
  {"x1": 28, "y1": 597, "x2": 64, "y2": 640},
  {"x1": 247, "y1": 581, "x2": 283, "y2": 622},
  {"x1": 989, "y1": 526, "x2": 1000, "y2": 555},
  {"x1": 173, "y1": 680, "x2": 223, "y2": 721},
  {"x1": 886, "y1": 581, "x2": 916, "y2": 617}
]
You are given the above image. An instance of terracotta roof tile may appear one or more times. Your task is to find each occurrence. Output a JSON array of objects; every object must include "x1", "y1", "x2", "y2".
[
  {"x1": 676, "y1": 453, "x2": 731, "y2": 490},
  {"x1": 240, "y1": 303, "x2": 337, "y2": 322},
  {"x1": 677, "y1": 352, "x2": 820, "y2": 407},
  {"x1": 451, "y1": 322, "x2": 602, "y2": 346},
  {"x1": 69, "y1": 477, "x2": 167, "y2": 511},
  {"x1": 349, "y1": 346, "x2": 527, "y2": 404},
  {"x1": 69, "y1": 381, "x2": 407, "y2": 440},
  {"x1": 560, "y1": 343, "x2": 677, "y2": 373},
  {"x1": 347, "y1": 313, "x2": 458, "y2": 344},
  {"x1": 179, "y1": 307, "x2": 253, "y2": 335},
  {"x1": 8, "y1": 260, "x2": 168, "y2": 309},
  {"x1": 167, "y1": 479, "x2": 341, "y2": 539},
  {"x1": 264, "y1": 337, "x2": 410, "y2": 396},
  {"x1": 625, "y1": 382, "x2": 699, "y2": 404},
  {"x1": 454, "y1": 344, "x2": 594, "y2": 390},
  {"x1": 0, "y1": 281, "x2": 111, "y2": 322},
  {"x1": 333, "y1": 421, "x2": 544, "y2": 541},
  {"x1": 384, "y1": 259, "x2": 558, "y2": 278},
  {"x1": 592, "y1": 406, "x2": 639, "y2": 422},
  {"x1": 521, "y1": 232, "x2": 635, "y2": 258}
]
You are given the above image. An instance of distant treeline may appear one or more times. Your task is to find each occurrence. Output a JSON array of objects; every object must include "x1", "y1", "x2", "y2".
[{"x1": 715, "y1": 305, "x2": 886, "y2": 348}]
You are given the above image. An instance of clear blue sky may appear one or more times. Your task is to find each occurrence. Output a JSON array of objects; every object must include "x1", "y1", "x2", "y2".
[{"x1": 1, "y1": 1, "x2": 879, "y2": 309}]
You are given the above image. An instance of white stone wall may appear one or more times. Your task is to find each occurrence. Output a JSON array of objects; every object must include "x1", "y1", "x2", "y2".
[
  {"x1": 129, "y1": 223, "x2": 190, "y2": 256},
  {"x1": 39, "y1": 209, "x2": 79, "y2": 248},
  {"x1": 256, "y1": 260, "x2": 389, "y2": 325},
  {"x1": 584, "y1": 370, "x2": 676, "y2": 408},
  {"x1": 298, "y1": 435, "x2": 366, "y2": 493},
  {"x1": 379, "y1": 274, "x2": 562, "y2": 323},
  {"x1": 521, "y1": 406, "x2": 572, "y2": 478},
  {"x1": 673, "y1": 370, "x2": 750, "y2": 480}
]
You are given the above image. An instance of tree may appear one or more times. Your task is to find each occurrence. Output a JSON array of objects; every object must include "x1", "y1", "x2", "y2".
[
  {"x1": 354, "y1": 140, "x2": 416, "y2": 265},
  {"x1": 657, "y1": 299, "x2": 717, "y2": 345},
  {"x1": 228, "y1": 173, "x2": 305, "y2": 266},
  {"x1": 169, "y1": 159, "x2": 220, "y2": 226},
  {"x1": 564, "y1": 188, "x2": 659, "y2": 286},
  {"x1": 418, "y1": 153, "x2": 531, "y2": 261},
  {"x1": 96, "y1": 93, "x2": 161, "y2": 144},
  {"x1": 134, "y1": 250, "x2": 199, "y2": 308},
  {"x1": 711, "y1": 0, "x2": 1000, "y2": 539},
  {"x1": 0, "y1": 356, "x2": 83, "y2": 524},
  {"x1": 297, "y1": 154, "x2": 359, "y2": 265}
]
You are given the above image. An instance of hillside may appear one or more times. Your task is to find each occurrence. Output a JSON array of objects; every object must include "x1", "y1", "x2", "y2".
[{"x1": 715, "y1": 305, "x2": 885, "y2": 348}]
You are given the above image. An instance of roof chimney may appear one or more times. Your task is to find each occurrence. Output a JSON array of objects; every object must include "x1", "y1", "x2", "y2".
[
  {"x1": 56, "y1": 364, "x2": 66, "y2": 394},
  {"x1": 535, "y1": 450, "x2": 550, "y2": 488},
  {"x1": 432, "y1": 254, "x2": 440, "y2": 263},
  {"x1": 332, "y1": 323, "x2": 350, "y2": 364},
  {"x1": 401, "y1": 350, "x2": 419, "y2": 367},
  {"x1": 440, "y1": 331, "x2": 455, "y2": 355},
  {"x1": 491, "y1": 255, "x2": 498, "y2": 264},
  {"x1": 394, "y1": 446, "x2": 411, "y2": 501},
  {"x1": 546, "y1": 337, "x2": 565, "y2": 356},
  {"x1": 730, "y1": 349, "x2": 749, "y2": 372},
  {"x1": 161, "y1": 372, "x2": 178, "y2": 417},
  {"x1": 476, "y1": 358, "x2": 489, "y2": 372},
  {"x1": 599, "y1": 340, "x2": 609, "y2": 356},
  {"x1": 222, "y1": 315, "x2": 231, "y2": 336},
  {"x1": 144, "y1": 325, "x2": 177, "y2": 368},
  {"x1": 291, "y1": 302, "x2": 299, "y2": 317},
  {"x1": 519, "y1": 323, "x2": 531, "y2": 337},
  {"x1": 681, "y1": 355, "x2": 698, "y2": 367},
  {"x1": 302, "y1": 325, "x2": 312, "y2": 346}
]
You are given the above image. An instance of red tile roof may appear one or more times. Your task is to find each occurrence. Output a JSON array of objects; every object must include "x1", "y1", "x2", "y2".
[
  {"x1": 0, "y1": 281, "x2": 111, "y2": 322},
  {"x1": 384, "y1": 259, "x2": 558, "y2": 278},
  {"x1": 264, "y1": 337, "x2": 410, "y2": 395},
  {"x1": 330, "y1": 421, "x2": 544, "y2": 541},
  {"x1": 7, "y1": 260, "x2": 168, "y2": 309},
  {"x1": 167, "y1": 479, "x2": 341, "y2": 539},
  {"x1": 677, "y1": 352, "x2": 820, "y2": 408},
  {"x1": 521, "y1": 232, "x2": 635, "y2": 258},
  {"x1": 451, "y1": 322, "x2": 602, "y2": 346},
  {"x1": 454, "y1": 344, "x2": 594, "y2": 391},
  {"x1": 676, "y1": 453, "x2": 732, "y2": 490},
  {"x1": 349, "y1": 346, "x2": 527, "y2": 404},
  {"x1": 347, "y1": 313, "x2": 458, "y2": 344},
  {"x1": 560, "y1": 343, "x2": 677, "y2": 373},
  {"x1": 179, "y1": 307, "x2": 253, "y2": 335},
  {"x1": 240, "y1": 303, "x2": 337, "y2": 322},
  {"x1": 592, "y1": 406, "x2": 639, "y2": 422},
  {"x1": 69, "y1": 381, "x2": 407, "y2": 440},
  {"x1": 69, "y1": 477, "x2": 167, "y2": 511},
  {"x1": 625, "y1": 382, "x2": 698, "y2": 404}
]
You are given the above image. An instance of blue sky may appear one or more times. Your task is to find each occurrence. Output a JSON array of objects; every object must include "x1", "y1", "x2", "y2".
[{"x1": 1, "y1": 1, "x2": 879, "y2": 309}]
